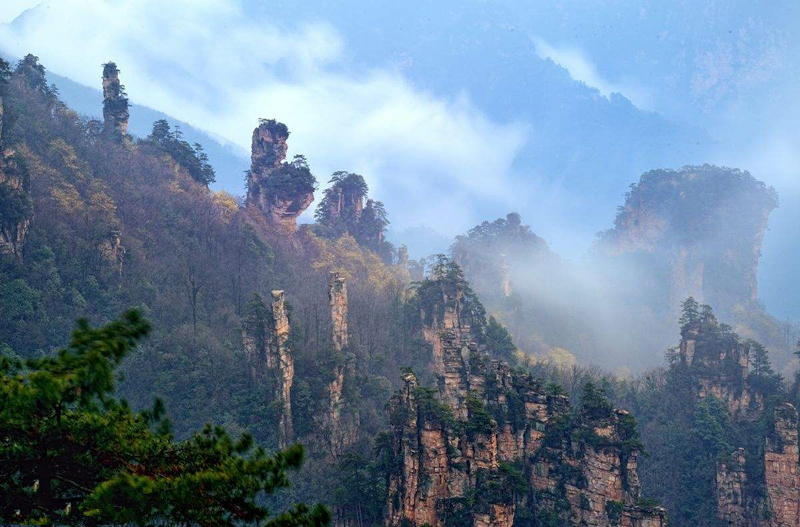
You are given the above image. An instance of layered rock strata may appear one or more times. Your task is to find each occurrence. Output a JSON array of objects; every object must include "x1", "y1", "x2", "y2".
[{"x1": 387, "y1": 283, "x2": 665, "y2": 526}]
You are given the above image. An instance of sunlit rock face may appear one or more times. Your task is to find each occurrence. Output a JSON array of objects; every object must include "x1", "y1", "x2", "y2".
[
  {"x1": 597, "y1": 165, "x2": 777, "y2": 314},
  {"x1": 102, "y1": 62, "x2": 129, "y2": 139},
  {"x1": 386, "y1": 278, "x2": 665, "y2": 527},
  {"x1": 246, "y1": 119, "x2": 315, "y2": 235}
]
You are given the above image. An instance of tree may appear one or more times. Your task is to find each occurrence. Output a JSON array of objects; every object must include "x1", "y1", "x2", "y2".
[
  {"x1": 580, "y1": 381, "x2": 613, "y2": 420},
  {"x1": 0, "y1": 310, "x2": 328, "y2": 526},
  {"x1": 485, "y1": 316, "x2": 516, "y2": 361},
  {"x1": 144, "y1": 120, "x2": 216, "y2": 186},
  {"x1": 746, "y1": 339, "x2": 782, "y2": 396},
  {"x1": 679, "y1": 297, "x2": 700, "y2": 330}
]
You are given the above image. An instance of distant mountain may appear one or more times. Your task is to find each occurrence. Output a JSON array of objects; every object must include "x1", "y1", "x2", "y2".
[{"x1": 47, "y1": 68, "x2": 250, "y2": 194}]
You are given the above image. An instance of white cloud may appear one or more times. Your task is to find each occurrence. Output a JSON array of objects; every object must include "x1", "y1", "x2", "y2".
[
  {"x1": 0, "y1": 0, "x2": 40, "y2": 24},
  {"x1": 0, "y1": 0, "x2": 527, "y2": 235},
  {"x1": 531, "y1": 36, "x2": 651, "y2": 109}
]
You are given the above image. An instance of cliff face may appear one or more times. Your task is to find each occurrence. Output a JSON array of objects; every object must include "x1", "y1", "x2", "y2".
[
  {"x1": 102, "y1": 62, "x2": 129, "y2": 139},
  {"x1": 242, "y1": 290, "x2": 294, "y2": 447},
  {"x1": 598, "y1": 165, "x2": 777, "y2": 313},
  {"x1": 325, "y1": 271, "x2": 358, "y2": 458},
  {"x1": 0, "y1": 86, "x2": 30, "y2": 258},
  {"x1": 763, "y1": 402, "x2": 800, "y2": 526},
  {"x1": 387, "y1": 279, "x2": 665, "y2": 526},
  {"x1": 676, "y1": 312, "x2": 800, "y2": 526},
  {"x1": 677, "y1": 322, "x2": 762, "y2": 418},
  {"x1": 246, "y1": 120, "x2": 315, "y2": 234}
]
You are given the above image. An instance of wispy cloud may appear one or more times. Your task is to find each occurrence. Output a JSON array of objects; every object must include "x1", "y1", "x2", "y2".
[
  {"x1": 0, "y1": 0, "x2": 527, "y2": 234},
  {"x1": 531, "y1": 36, "x2": 651, "y2": 109}
]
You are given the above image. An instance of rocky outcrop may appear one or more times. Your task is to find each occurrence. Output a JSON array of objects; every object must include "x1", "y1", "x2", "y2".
[
  {"x1": 764, "y1": 403, "x2": 800, "y2": 526},
  {"x1": 315, "y1": 172, "x2": 388, "y2": 252},
  {"x1": 242, "y1": 290, "x2": 294, "y2": 447},
  {"x1": 102, "y1": 62, "x2": 129, "y2": 139},
  {"x1": 713, "y1": 404, "x2": 800, "y2": 527},
  {"x1": 329, "y1": 272, "x2": 349, "y2": 352},
  {"x1": 98, "y1": 230, "x2": 125, "y2": 277},
  {"x1": 325, "y1": 271, "x2": 358, "y2": 458},
  {"x1": 246, "y1": 120, "x2": 315, "y2": 234},
  {"x1": 679, "y1": 309, "x2": 800, "y2": 525},
  {"x1": 715, "y1": 448, "x2": 750, "y2": 525},
  {"x1": 598, "y1": 165, "x2": 777, "y2": 313},
  {"x1": 387, "y1": 274, "x2": 665, "y2": 526},
  {"x1": 0, "y1": 86, "x2": 30, "y2": 258},
  {"x1": 677, "y1": 320, "x2": 762, "y2": 418}
]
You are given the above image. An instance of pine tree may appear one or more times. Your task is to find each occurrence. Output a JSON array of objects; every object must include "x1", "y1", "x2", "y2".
[{"x1": 0, "y1": 310, "x2": 328, "y2": 525}]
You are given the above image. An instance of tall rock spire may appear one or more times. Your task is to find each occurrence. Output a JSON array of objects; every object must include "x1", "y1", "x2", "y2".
[
  {"x1": 102, "y1": 62, "x2": 129, "y2": 140},
  {"x1": 324, "y1": 271, "x2": 358, "y2": 459},
  {"x1": 0, "y1": 61, "x2": 30, "y2": 258},
  {"x1": 246, "y1": 119, "x2": 315, "y2": 234},
  {"x1": 242, "y1": 291, "x2": 295, "y2": 447}
]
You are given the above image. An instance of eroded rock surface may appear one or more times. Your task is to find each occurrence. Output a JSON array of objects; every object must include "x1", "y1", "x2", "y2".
[
  {"x1": 387, "y1": 280, "x2": 665, "y2": 526},
  {"x1": 598, "y1": 165, "x2": 777, "y2": 313},
  {"x1": 242, "y1": 290, "x2": 294, "y2": 447},
  {"x1": 325, "y1": 271, "x2": 358, "y2": 458},
  {"x1": 0, "y1": 89, "x2": 29, "y2": 257},
  {"x1": 102, "y1": 62, "x2": 129, "y2": 139},
  {"x1": 246, "y1": 120, "x2": 315, "y2": 234}
]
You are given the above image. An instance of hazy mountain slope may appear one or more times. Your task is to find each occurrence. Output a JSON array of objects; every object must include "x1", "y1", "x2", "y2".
[{"x1": 47, "y1": 69, "x2": 249, "y2": 193}]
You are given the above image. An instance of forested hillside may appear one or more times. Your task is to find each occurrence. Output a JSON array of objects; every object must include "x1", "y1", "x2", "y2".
[{"x1": 2, "y1": 53, "x2": 800, "y2": 526}]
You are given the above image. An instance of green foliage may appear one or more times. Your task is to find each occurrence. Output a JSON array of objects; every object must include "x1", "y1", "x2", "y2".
[
  {"x1": 580, "y1": 381, "x2": 614, "y2": 421},
  {"x1": 464, "y1": 393, "x2": 497, "y2": 437},
  {"x1": 415, "y1": 255, "x2": 488, "y2": 341},
  {"x1": 0, "y1": 310, "x2": 328, "y2": 525},
  {"x1": 331, "y1": 452, "x2": 387, "y2": 526},
  {"x1": 414, "y1": 386, "x2": 456, "y2": 427},
  {"x1": 746, "y1": 339, "x2": 783, "y2": 396},
  {"x1": 485, "y1": 316, "x2": 516, "y2": 361},
  {"x1": 679, "y1": 296, "x2": 700, "y2": 332},
  {"x1": 606, "y1": 500, "x2": 624, "y2": 525},
  {"x1": 143, "y1": 119, "x2": 216, "y2": 185},
  {"x1": 260, "y1": 154, "x2": 316, "y2": 197},
  {"x1": 314, "y1": 171, "x2": 391, "y2": 259}
]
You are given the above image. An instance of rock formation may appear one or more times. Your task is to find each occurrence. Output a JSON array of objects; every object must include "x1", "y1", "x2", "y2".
[
  {"x1": 102, "y1": 62, "x2": 129, "y2": 139},
  {"x1": 0, "y1": 78, "x2": 30, "y2": 258},
  {"x1": 715, "y1": 448, "x2": 749, "y2": 525},
  {"x1": 676, "y1": 316, "x2": 762, "y2": 418},
  {"x1": 98, "y1": 230, "x2": 125, "y2": 277},
  {"x1": 315, "y1": 172, "x2": 388, "y2": 253},
  {"x1": 677, "y1": 308, "x2": 800, "y2": 525},
  {"x1": 387, "y1": 273, "x2": 666, "y2": 526},
  {"x1": 763, "y1": 402, "x2": 800, "y2": 527},
  {"x1": 242, "y1": 290, "x2": 294, "y2": 447},
  {"x1": 598, "y1": 165, "x2": 777, "y2": 313},
  {"x1": 246, "y1": 120, "x2": 315, "y2": 234},
  {"x1": 714, "y1": 404, "x2": 800, "y2": 527},
  {"x1": 325, "y1": 271, "x2": 358, "y2": 458}
]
